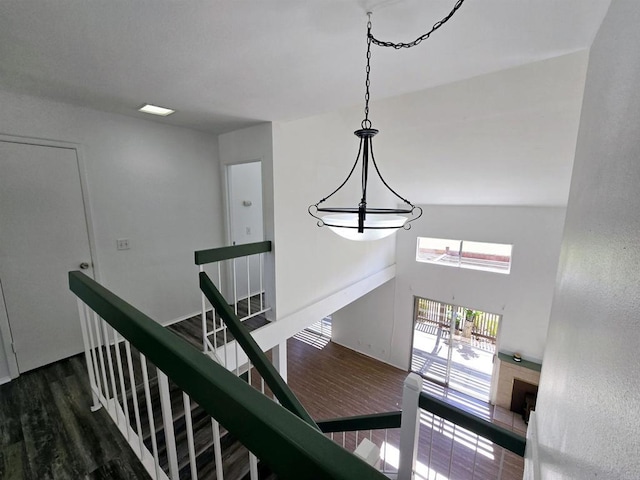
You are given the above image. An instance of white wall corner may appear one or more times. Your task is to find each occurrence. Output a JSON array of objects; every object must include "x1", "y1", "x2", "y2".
[{"x1": 523, "y1": 410, "x2": 541, "y2": 480}]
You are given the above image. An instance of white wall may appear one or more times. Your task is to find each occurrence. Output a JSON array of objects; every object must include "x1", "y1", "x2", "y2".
[
  {"x1": 332, "y1": 279, "x2": 397, "y2": 363},
  {"x1": 528, "y1": 2, "x2": 640, "y2": 478},
  {"x1": 333, "y1": 206, "x2": 566, "y2": 369},
  {"x1": 363, "y1": 51, "x2": 588, "y2": 207},
  {"x1": 330, "y1": 53, "x2": 587, "y2": 370},
  {"x1": 0, "y1": 89, "x2": 223, "y2": 379},
  {"x1": 396, "y1": 206, "x2": 565, "y2": 368}
]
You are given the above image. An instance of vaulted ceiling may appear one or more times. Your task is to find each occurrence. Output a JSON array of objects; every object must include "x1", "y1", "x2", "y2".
[{"x1": 0, "y1": 0, "x2": 611, "y2": 134}]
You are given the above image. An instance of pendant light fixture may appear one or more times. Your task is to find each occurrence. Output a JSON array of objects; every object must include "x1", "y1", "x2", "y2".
[{"x1": 309, "y1": 1, "x2": 466, "y2": 241}]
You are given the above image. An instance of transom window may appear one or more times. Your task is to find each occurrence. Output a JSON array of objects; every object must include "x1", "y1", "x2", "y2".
[{"x1": 416, "y1": 237, "x2": 512, "y2": 274}]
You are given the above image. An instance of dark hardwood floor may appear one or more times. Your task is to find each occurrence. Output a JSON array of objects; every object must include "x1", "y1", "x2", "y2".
[{"x1": 0, "y1": 355, "x2": 151, "y2": 479}]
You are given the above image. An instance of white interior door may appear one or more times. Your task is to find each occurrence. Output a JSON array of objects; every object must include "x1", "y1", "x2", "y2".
[
  {"x1": 227, "y1": 161, "x2": 264, "y2": 300},
  {"x1": 0, "y1": 140, "x2": 94, "y2": 373}
]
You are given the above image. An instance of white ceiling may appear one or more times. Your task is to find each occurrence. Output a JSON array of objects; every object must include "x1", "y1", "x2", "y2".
[{"x1": 0, "y1": 0, "x2": 611, "y2": 134}]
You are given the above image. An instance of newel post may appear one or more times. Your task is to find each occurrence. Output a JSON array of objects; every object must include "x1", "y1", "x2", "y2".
[{"x1": 398, "y1": 373, "x2": 423, "y2": 480}]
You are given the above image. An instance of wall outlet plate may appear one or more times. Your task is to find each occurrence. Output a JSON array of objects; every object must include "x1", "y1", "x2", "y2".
[{"x1": 117, "y1": 238, "x2": 130, "y2": 250}]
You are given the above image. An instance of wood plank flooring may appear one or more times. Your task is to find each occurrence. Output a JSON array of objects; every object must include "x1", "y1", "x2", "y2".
[
  {"x1": 0, "y1": 355, "x2": 151, "y2": 479},
  {"x1": 284, "y1": 333, "x2": 524, "y2": 480},
  {"x1": 286, "y1": 336, "x2": 405, "y2": 420}
]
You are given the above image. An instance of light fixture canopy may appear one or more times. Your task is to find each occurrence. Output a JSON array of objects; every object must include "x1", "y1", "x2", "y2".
[
  {"x1": 308, "y1": 2, "x2": 466, "y2": 241},
  {"x1": 138, "y1": 104, "x2": 175, "y2": 116}
]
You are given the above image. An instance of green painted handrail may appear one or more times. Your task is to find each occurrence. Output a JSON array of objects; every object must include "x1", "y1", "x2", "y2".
[
  {"x1": 69, "y1": 271, "x2": 387, "y2": 480},
  {"x1": 199, "y1": 271, "x2": 318, "y2": 429},
  {"x1": 318, "y1": 411, "x2": 402, "y2": 433},
  {"x1": 195, "y1": 241, "x2": 272, "y2": 265},
  {"x1": 419, "y1": 392, "x2": 526, "y2": 456}
]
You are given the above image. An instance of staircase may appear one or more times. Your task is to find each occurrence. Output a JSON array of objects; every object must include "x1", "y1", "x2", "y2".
[{"x1": 106, "y1": 339, "x2": 275, "y2": 480}]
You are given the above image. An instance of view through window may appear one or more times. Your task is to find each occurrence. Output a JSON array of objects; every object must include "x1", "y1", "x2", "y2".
[{"x1": 416, "y1": 237, "x2": 512, "y2": 274}]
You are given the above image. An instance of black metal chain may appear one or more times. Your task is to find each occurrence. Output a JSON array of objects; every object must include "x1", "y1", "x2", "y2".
[
  {"x1": 362, "y1": 14, "x2": 373, "y2": 129},
  {"x1": 369, "y1": 0, "x2": 466, "y2": 50},
  {"x1": 361, "y1": 0, "x2": 465, "y2": 126}
]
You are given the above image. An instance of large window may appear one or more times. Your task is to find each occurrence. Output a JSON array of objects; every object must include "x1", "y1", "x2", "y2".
[{"x1": 416, "y1": 237, "x2": 512, "y2": 274}]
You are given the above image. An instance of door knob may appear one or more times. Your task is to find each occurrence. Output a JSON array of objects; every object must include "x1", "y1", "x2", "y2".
[{"x1": 79, "y1": 262, "x2": 90, "y2": 270}]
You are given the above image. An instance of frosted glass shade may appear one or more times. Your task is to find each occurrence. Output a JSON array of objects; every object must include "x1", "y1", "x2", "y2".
[{"x1": 322, "y1": 213, "x2": 408, "y2": 241}]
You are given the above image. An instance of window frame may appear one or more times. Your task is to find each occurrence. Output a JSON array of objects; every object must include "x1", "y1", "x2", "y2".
[{"x1": 416, "y1": 237, "x2": 512, "y2": 274}]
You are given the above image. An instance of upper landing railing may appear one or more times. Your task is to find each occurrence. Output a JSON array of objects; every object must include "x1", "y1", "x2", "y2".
[
  {"x1": 70, "y1": 263, "x2": 526, "y2": 479},
  {"x1": 194, "y1": 241, "x2": 272, "y2": 362},
  {"x1": 69, "y1": 270, "x2": 386, "y2": 480},
  {"x1": 317, "y1": 374, "x2": 526, "y2": 480},
  {"x1": 199, "y1": 269, "x2": 317, "y2": 429}
]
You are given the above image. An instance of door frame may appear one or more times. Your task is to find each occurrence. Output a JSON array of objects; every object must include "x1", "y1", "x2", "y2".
[
  {"x1": 409, "y1": 295, "x2": 502, "y2": 399},
  {"x1": 221, "y1": 157, "x2": 265, "y2": 248},
  {"x1": 218, "y1": 158, "x2": 264, "y2": 300},
  {"x1": 0, "y1": 133, "x2": 100, "y2": 380},
  {"x1": 409, "y1": 296, "x2": 457, "y2": 387}
]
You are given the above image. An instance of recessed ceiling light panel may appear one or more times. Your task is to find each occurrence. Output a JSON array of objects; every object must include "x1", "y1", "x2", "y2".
[{"x1": 138, "y1": 104, "x2": 175, "y2": 116}]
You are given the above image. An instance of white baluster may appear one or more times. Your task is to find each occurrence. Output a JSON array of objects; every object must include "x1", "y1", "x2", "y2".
[
  {"x1": 383, "y1": 429, "x2": 389, "y2": 473},
  {"x1": 427, "y1": 412, "x2": 435, "y2": 476},
  {"x1": 211, "y1": 419, "x2": 224, "y2": 480},
  {"x1": 223, "y1": 324, "x2": 228, "y2": 368},
  {"x1": 92, "y1": 313, "x2": 109, "y2": 403},
  {"x1": 113, "y1": 332, "x2": 131, "y2": 440},
  {"x1": 448, "y1": 423, "x2": 456, "y2": 478},
  {"x1": 77, "y1": 300, "x2": 100, "y2": 411},
  {"x1": 158, "y1": 370, "x2": 179, "y2": 479},
  {"x1": 183, "y1": 392, "x2": 198, "y2": 480},
  {"x1": 101, "y1": 320, "x2": 119, "y2": 410},
  {"x1": 200, "y1": 265, "x2": 207, "y2": 353},
  {"x1": 471, "y1": 433, "x2": 479, "y2": 479},
  {"x1": 497, "y1": 448, "x2": 505, "y2": 480},
  {"x1": 259, "y1": 253, "x2": 264, "y2": 311},
  {"x1": 233, "y1": 258, "x2": 238, "y2": 315},
  {"x1": 249, "y1": 452, "x2": 258, "y2": 480},
  {"x1": 85, "y1": 307, "x2": 104, "y2": 402},
  {"x1": 125, "y1": 342, "x2": 144, "y2": 458},
  {"x1": 140, "y1": 355, "x2": 161, "y2": 480},
  {"x1": 247, "y1": 254, "x2": 251, "y2": 318}
]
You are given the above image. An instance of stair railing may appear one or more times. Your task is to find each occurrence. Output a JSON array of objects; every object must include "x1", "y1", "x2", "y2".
[
  {"x1": 199, "y1": 270, "x2": 318, "y2": 429},
  {"x1": 318, "y1": 411, "x2": 402, "y2": 475},
  {"x1": 402, "y1": 373, "x2": 526, "y2": 480},
  {"x1": 316, "y1": 374, "x2": 527, "y2": 480},
  {"x1": 70, "y1": 270, "x2": 388, "y2": 480},
  {"x1": 194, "y1": 241, "x2": 272, "y2": 363}
]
